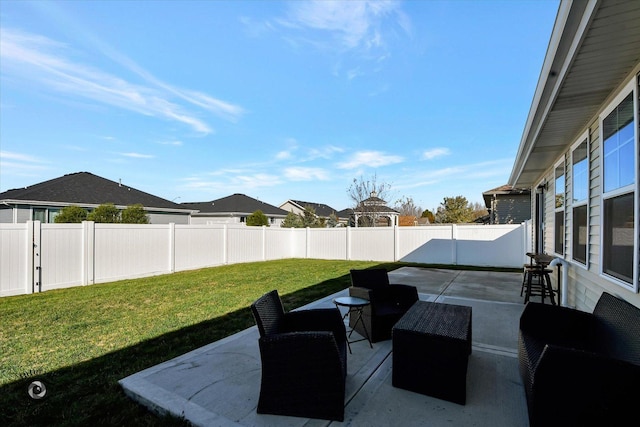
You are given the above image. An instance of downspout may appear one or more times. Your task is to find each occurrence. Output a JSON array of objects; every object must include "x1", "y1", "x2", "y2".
[{"x1": 549, "y1": 257, "x2": 568, "y2": 307}]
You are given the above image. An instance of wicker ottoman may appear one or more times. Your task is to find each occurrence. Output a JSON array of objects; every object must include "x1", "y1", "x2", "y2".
[{"x1": 392, "y1": 301, "x2": 472, "y2": 404}]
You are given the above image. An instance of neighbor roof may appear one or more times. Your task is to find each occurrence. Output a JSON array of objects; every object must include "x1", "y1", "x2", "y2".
[
  {"x1": 182, "y1": 194, "x2": 288, "y2": 216},
  {"x1": 289, "y1": 200, "x2": 339, "y2": 217},
  {"x1": 0, "y1": 172, "x2": 190, "y2": 211},
  {"x1": 482, "y1": 185, "x2": 530, "y2": 210}
]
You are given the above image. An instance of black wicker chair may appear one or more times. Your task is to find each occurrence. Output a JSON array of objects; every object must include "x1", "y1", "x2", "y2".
[
  {"x1": 348, "y1": 268, "x2": 418, "y2": 343},
  {"x1": 250, "y1": 290, "x2": 347, "y2": 421},
  {"x1": 518, "y1": 292, "x2": 640, "y2": 426}
]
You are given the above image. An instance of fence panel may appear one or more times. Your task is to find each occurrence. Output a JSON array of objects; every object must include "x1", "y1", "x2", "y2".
[
  {"x1": 40, "y1": 223, "x2": 84, "y2": 291},
  {"x1": 308, "y1": 228, "x2": 348, "y2": 260},
  {"x1": 398, "y1": 226, "x2": 455, "y2": 264},
  {"x1": 174, "y1": 225, "x2": 225, "y2": 271},
  {"x1": 456, "y1": 225, "x2": 523, "y2": 267},
  {"x1": 349, "y1": 227, "x2": 395, "y2": 261},
  {"x1": 94, "y1": 224, "x2": 171, "y2": 283},
  {"x1": 264, "y1": 227, "x2": 294, "y2": 260},
  {"x1": 0, "y1": 224, "x2": 29, "y2": 296},
  {"x1": 226, "y1": 226, "x2": 264, "y2": 264}
]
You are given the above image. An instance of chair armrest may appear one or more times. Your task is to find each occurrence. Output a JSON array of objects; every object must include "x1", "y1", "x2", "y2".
[
  {"x1": 530, "y1": 344, "x2": 640, "y2": 424},
  {"x1": 259, "y1": 331, "x2": 345, "y2": 377},
  {"x1": 284, "y1": 308, "x2": 346, "y2": 343},
  {"x1": 520, "y1": 302, "x2": 596, "y2": 348},
  {"x1": 369, "y1": 285, "x2": 418, "y2": 308},
  {"x1": 349, "y1": 286, "x2": 372, "y2": 300}
]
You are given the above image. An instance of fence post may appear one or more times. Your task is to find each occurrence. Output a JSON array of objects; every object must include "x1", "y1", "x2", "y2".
[
  {"x1": 168, "y1": 223, "x2": 176, "y2": 273},
  {"x1": 306, "y1": 227, "x2": 310, "y2": 259},
  {"x1": 346, "y1": 226, "x2": 352, "y2": 261},
  {"x1": 262, "y1": 226, "x2": 267, "y2": 261},
  {"x1": 394, "y1": 226, "x2": 399, "y2": 262},
  {"x1": 451, "y1": 224, "x2": 458, "y2": 265},
  {"x1": 223, "y1": 224, "x2": 228, "y2": 265},
  {"x1": 81, "y1": 221, "x2": 95, "y2": 286},
  {"x1": 25, "y1": 221, "x2": 36, "y2": 294}
]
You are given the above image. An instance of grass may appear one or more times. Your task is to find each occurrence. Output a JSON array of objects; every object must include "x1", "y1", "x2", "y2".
[{"x1": 0, "y1": 258, "x2": 398, "y2": 426}]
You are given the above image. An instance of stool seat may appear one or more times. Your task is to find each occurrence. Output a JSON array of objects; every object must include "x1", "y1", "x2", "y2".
[{"x1": 522, "y1": 265, "x2": 556, "y2": 305}]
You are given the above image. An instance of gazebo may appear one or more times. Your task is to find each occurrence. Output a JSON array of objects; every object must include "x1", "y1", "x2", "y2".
[{"x1": 351, "y1": 192, "x2": 399, "y2": 227}]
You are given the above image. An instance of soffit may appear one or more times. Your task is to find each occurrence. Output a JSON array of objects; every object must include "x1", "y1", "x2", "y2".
[{"x1": 510, "y1": 0, "x2": 640, "y2": 188}]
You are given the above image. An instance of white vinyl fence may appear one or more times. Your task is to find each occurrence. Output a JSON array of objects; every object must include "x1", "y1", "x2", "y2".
[{"x1": 0, "y1": 221, "x2": 530, "y2": 297}]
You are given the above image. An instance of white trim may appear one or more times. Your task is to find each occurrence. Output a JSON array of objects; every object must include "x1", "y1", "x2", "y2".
[
  {"x1": 553, "y1": 156, "x2": 566, "y2": 257},
  {"x1": 598, "y1": 77, "x2": 639, "y2": 292},
  {"x1": 570, "y1": 131, "x2": 590, "y2": 268}
]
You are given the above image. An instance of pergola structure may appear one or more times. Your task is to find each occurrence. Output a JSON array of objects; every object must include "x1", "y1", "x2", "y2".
[{"x1": 352, "y1": 192, "x2": 399, "y2": 227}]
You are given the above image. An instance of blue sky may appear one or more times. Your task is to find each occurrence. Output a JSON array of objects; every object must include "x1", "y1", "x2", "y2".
[{"x1": 0, "y1": 0, "x2": 559, "y2": 212}]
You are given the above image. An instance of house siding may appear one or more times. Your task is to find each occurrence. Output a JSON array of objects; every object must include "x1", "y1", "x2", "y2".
[
  {"x1": 493, "y1": 194, "x2": 531, "y2": 224},
  {"x1": 533, "y1": 70, "x2": 640, "y2": 311}
]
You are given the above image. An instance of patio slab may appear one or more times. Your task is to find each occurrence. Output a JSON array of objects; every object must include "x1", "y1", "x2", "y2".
[{"x1": 120, "y1": 268, "x2": 530, "y2": 426}]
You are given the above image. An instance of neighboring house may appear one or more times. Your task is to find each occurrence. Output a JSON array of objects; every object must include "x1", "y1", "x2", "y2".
[
  {"x1": 279, "y1": 199, "x2": 347, "y2": 225},
  {"x1": 183, "y1": 194, "x2": 289, "y2": 226},
  {"x1": 508, "y1": 0, "x2": 640, "y2": 310},
  {"x1": 351, "y1": 192, "x2": 399, "y2": 227},
  {"x1": 0, "y1": 172, "x2": 192, "y2": 224},
  {"x1": 482, "y1": 185, "x2": 531, "y2": 224}
]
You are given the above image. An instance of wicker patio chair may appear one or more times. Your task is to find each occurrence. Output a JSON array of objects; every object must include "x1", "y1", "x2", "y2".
[
  {"x1": 250, "y1": 290, "x2": 347, "y2": 421},
  {"x1": 348, "y1": 268, "x2": 418, "y2": 342}
]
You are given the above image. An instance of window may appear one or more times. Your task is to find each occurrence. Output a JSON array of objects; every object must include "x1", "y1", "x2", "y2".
[
  {"x1": 601, "y1": 85, "x2": 637, "y2": 289},
  {"x1": 572, "y1": 139, "x2": 588, "y2": 264},
  {"x1": 554, "y1": 161, "x2": 565, "y2": 255}
]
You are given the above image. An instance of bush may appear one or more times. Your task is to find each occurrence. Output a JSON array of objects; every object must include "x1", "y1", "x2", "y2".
[
  {"x1": 246, "y1": 210, "x2": 269, "y2": 226},
  {"x1": 121, "y1": 204, "x2": 149, "y2": 224},
  {"x1": 87, "y1": 203, "x2": 120, "y2": 223},
  {"x1": 54, "y1": 205, "x2": 88, "y2": 223}
]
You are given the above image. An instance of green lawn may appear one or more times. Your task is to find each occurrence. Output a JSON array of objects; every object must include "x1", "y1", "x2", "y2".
[{"x1": 1, "y1": 259, "x2": 393, "y2": 426}]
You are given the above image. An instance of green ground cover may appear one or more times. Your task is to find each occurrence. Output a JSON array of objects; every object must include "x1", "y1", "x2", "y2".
[{"x1": 0, "y1": 259, "x2": 386, "y2": 426}]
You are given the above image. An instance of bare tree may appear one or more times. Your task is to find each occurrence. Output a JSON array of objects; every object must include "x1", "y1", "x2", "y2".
[
  {"x1": 394, "y1": 196, "x2": 422, "y2": 217},
  {"x1": 347, "y1": 174, "x2": 393, "y2": 227}
]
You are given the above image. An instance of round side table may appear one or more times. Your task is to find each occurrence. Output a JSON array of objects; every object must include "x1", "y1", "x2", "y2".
[{"x1": 333, "y1": 296, "x2": 373, "y2": 353}]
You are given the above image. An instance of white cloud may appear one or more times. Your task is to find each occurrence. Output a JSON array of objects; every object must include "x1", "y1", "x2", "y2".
[
  {"x1": 120, "y1": 152, "x2": 154, "y2": 159},
  {"x1": 283, "y1": 0, "x2": 402, "y2": 50},
  {"x1": 337, "y1": 150, "x2": 403, "y2": 169},
  {"x1": 157, "y1": 140, "x2": 183, "y2": 146},
  {"x1": 284, "y1": 167, "x2": 330, "y2": 181},
  {"x1": 422, "y1": 148, "x2": 451, "y2": 160},
  {"x1": 0, "y1": 28, "x2": 244, "y2": 135}
]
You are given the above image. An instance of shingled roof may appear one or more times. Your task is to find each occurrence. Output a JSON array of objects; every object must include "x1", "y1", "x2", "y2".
[
  {"x1": 288, "y1": 200, "x2": 340, "y2": 217},
  {"x1": 182, "y1": 194, "x2": 288, "y2": 216},
  {"x1": 0, "y1": 172, "x2": 189, "y2": 211}
]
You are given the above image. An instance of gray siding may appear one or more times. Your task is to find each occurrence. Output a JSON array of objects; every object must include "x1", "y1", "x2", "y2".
[{"x1": 493, "y1": 195, "x2": 531, "y2": 224}]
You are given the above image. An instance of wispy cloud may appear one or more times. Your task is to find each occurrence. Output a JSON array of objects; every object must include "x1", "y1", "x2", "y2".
[
  {"x1": 282, "y1": 0, "x2": 407, "y2": 51},
  {"x1": 337, "y1": 150, "x2": 403, "y2": 169},
  {"x1": 0, "y1": 28, "x2": 244, "y2": 135},
  {"x1": 284, "y1": 167, "x2": 330, "y2": 181},
  {"x1": 0, "y1": 151, "x2": 50, "y2": 182},
  {"x1": 120, "y1": 152, "x2": 155, "y2": 159},
  {"x1": 422, "y1": 147, "x2": 451, "y2": 160}
]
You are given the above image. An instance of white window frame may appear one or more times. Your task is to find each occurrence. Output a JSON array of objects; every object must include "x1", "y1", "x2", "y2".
[
  {"x1": 553, "y1": 157, "x2": 566, "y2": 257},
  {"x1": 570, "y1": 132, "x2": 589, "y2": 267},
  {"x1": 599, "y1": 78, "x2": 638, "y2": 292}
]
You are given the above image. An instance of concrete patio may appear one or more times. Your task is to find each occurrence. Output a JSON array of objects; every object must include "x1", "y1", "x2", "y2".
[{"x1": 120, "y1": 267, "x2": 531, "y2": 426}]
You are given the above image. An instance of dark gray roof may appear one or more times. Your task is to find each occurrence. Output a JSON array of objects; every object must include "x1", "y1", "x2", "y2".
[
  {"x1": 290, "y1": 200, "x2": 339, "y2": 217},
  {"x1": 0, "y1": 172, "x2": 189, "y2": 211},
  {"x1": 182, "y1": 194, "x2": 288, "y2": 216}
]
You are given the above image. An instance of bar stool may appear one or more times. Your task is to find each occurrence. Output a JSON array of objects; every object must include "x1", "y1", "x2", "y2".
[{"x1": 522, "y1": 265, "x2": 556, "y2": 305}]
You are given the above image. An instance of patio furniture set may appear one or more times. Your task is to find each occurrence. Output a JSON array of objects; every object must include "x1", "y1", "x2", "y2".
[
  {"x1": 250, "y1": 268, "x2": 472, "y2": 421},
  {"x1": 251, "y1": 265, "x2": 640, "y2": 424}
]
